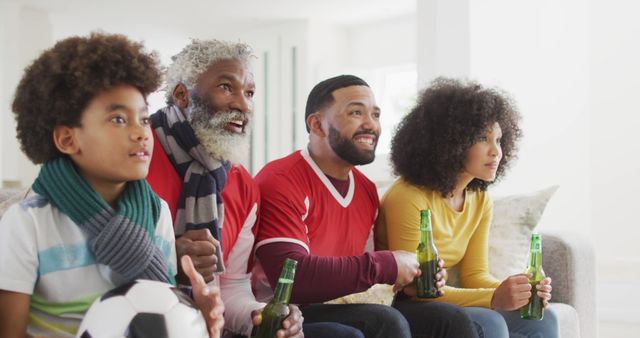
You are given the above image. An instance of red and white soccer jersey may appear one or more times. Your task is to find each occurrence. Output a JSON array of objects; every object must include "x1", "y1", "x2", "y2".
[
  {"x1": 146, "y1": 132, "x2": 264, "y2": 336},
  {"x1": 254, "y1": 148, "x2": 379, "y2": 258},
  {"x1": 146, "y1": 133, "x2": 260, "y2": 266}
]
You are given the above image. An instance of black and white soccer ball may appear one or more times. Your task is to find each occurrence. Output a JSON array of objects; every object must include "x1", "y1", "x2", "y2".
[{"x1": 76, "y1": 279, "x2": 208, "y2": 338}]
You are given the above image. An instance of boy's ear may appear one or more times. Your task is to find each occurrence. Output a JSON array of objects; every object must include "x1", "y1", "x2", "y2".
[
  {"x1": 307, "y1": 112, "x2": 326, "y2": 137},
  {"x1": 172, "y1": 83, "x2": 189, "y2": 109},
  {"x1": 52, "y1": 126, "x2": 79, "y2": 155}
]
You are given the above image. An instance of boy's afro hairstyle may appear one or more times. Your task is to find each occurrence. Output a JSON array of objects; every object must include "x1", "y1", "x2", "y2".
[{"x1": 12, "y1": 32, "x2": 162, "y2": 164}]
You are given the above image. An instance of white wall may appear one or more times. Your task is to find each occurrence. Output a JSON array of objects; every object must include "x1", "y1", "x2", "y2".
[
  {"x1": 343, "y1": 15, "x2": 417, "y2": 184},
  {"x1": 416, "y1": 0, "x2": 471, "y2": 87},
  {"x1": 0, "y1": 4, "x2": 52, "y2": 188},
  {"x1": 345, "y1": 15, "x2": 416, "y2": 70},
  {"x1": 589, "y1": 0, "x2": 640, "y2": 326},
  {"x1": 413, "y1": 0, "x2": 639, "y2": 332},
  {"x1": 416, "y1": 0, "x2": 591, "y2": 236},
  {"x1": 468, "y1": 0, "x2": 591, "y2": 236},
  {"x1": 589, "y1": 0, "x2": 640, "y2": 268},
  {"x1": 239, "y1": 20, "x2": 311, "y2": 173}
]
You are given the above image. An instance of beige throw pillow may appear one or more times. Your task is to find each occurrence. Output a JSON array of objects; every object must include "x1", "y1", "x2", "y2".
[
  {"x1": 324, "y1": 283, "x2": 395, "y2": 306},
  {"x1": 487, "y1": 185, "x2": 558, "y2": 280},
  {"x1": 446, "y1": 186, "x2": 558, "y2": 286}
]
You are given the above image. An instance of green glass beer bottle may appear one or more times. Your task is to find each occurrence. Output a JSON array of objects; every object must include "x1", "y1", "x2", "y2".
[
  {"x1": 416, "y1": 209, "x2": 440, "y2": 298},
  {"x1": 252, "y1": 258, "x2": 297, "y2": 338},
  {"x1": 520, "y1": 233, "x2": 545, "y2": 320}
]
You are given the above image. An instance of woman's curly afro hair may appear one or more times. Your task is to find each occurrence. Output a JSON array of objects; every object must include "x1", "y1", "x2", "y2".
[
  {"x1": 390, "y1": 77, "x2": 522, "y2": 196},
  {"x1": 12, "y1": 32, "x2": 162, "y2": 164}
]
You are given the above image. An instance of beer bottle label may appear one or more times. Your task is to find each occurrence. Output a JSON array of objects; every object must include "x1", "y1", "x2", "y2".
[{"x1": 532, "y1": 242, "x2": 541, "y2": 252}]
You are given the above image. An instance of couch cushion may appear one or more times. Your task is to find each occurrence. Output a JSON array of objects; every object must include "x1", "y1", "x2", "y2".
[
  {"x1": 549, "y1": 302, "x2": 580, "y2": 338},
  {"x1": 488, "y1": 185, "x2": 558, "y2": 280},
  {"x1": 0, "y1": 188, "x2": 29, "y2": 219}
]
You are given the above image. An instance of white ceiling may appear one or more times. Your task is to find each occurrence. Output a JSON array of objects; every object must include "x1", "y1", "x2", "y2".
[
  {"x1": 6, "y1": 0, "x2": 415, "y2": 44},
  {"x1": 14, "y1": 0, "x2": 416, "y2": 26}
]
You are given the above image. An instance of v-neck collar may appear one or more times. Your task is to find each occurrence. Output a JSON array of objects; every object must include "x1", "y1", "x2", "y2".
[{"x1": 300, "y1": 148, "x2": 355, "y2": 207}]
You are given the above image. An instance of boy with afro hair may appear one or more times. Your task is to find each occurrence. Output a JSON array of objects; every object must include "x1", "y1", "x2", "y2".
[{"x1": 0, "y1": 32, "x2": 224, "y2": 338}]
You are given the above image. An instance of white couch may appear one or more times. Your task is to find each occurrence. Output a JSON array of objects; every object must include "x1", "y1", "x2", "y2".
[
  {"x1": 0, "y1": 187, "x2": 595, "y2": 337},
  {"x1": 541, "y1": 230, "x2": 596, "y2": 338}
]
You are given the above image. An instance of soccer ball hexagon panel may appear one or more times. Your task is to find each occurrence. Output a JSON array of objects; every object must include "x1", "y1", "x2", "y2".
[{"x1": 76, "y1": 279, "x2": 208, "y2": 338}]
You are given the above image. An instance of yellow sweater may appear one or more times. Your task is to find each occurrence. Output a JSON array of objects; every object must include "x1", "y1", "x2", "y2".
[{"x1": 377, "y1": 179, "x2": 501, "y2": 308}]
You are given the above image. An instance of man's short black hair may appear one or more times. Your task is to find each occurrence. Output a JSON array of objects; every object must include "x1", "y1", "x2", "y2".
[{"x1": 304, "y1": 75, "x2": 369, "y2": 132}]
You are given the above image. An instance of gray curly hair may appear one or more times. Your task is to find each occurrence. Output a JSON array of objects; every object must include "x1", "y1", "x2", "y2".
[{"x1": 165, "y1": 39, "x2": 254, "y2": 103}]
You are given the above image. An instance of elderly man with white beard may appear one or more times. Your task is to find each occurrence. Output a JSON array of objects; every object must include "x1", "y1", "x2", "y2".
[{"x1": 146, "y1": 39, "x2": 365, "y2": 338}]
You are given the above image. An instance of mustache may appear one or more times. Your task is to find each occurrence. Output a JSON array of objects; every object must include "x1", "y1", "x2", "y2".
[
  {"x1": 188, "y1": 93, "x2": 251, "y2": 125},
  {"x1": 352, "y1": 130, "x2": 379, "y2": 139},
  {"x1": 192, "y1": 108, "x2": 251, "y2": 129},
  {"x1": 216, "y1": 110, "x2": 250, "y2": 124}
]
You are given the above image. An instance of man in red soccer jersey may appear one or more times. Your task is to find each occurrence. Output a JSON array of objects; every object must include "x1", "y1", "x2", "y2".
[
  {"x1": 147, "y1": 40, "x2": 363, "y2": 338},
  {"x1": 253, "y1": 75, "x2": 478, "y2": 338}
]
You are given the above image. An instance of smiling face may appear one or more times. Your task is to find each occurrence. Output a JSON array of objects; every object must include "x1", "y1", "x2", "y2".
[
  {"x1": 463, "y1": 122, "x2": 503, "y2": 182},
  {"x1": 321, "y1": 85, "x2": 381, "y2": 165},
  {"x1": 58, "y1": 84, "x2": 152, "y2": 188},
  {"x1": 186, "y1": 58, "x2": 255, "y2": 163}
]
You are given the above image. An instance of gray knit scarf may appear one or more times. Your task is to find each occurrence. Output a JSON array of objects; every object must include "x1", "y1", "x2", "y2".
[
  {"x1": 32, "y1": 156, "x2": 173, "y2": 284},
  {"x1": 151, "y1": 105, "x2": 228, "y2": 272}
]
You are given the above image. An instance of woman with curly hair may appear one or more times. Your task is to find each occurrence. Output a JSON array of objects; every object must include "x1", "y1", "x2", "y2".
[{"x1": 376, "y1": 78, "x2": 558, "y2": 338}]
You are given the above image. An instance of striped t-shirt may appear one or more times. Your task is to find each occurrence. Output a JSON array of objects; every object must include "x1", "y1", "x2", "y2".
[{"x1": 0, "y1": 194, "x2": 177, "y2": 337}]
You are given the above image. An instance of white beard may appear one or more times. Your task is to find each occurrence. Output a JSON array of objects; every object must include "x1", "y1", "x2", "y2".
[
  {"x1": 193, "y1": 121, "x2": 250, "y2": 165},
  {"x1": 188, "y1": 98, "x2": 252, "y2": 165}
]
